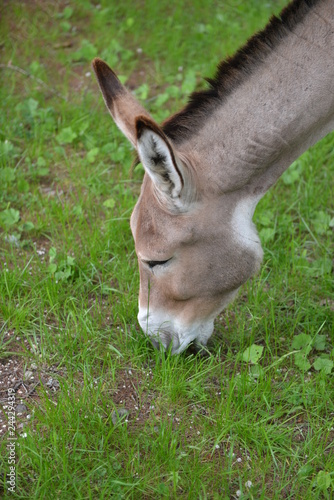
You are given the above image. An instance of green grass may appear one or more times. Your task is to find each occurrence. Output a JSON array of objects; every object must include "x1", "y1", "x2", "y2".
[{"x1": 1, "y1": 0, "x2": 334, "y2": 498}]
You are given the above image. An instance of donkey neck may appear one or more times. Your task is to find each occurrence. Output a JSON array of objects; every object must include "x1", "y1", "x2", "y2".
[{"x1": 170, "y1": 0, "x2": 334, "y2": 197}]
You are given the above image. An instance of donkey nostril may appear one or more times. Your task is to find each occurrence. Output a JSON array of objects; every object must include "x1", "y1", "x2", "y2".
[
  {"x1": 150, "y1": 331, "x2": 174, "y2": 351},
  {"x1": 150, "y1": 338, "x2": 161, "y2": 350}
]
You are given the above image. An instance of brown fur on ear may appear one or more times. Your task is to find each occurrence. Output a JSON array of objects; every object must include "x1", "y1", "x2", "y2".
[
  {"x1": 136, "y1": 115, "x2": 183, "y2": 185},
  {"x1": 135, "y1": 115, "x2": 184, "y2": 191},
  {"x1": 136, "y1": 115, "x2": 169, "y2": 141},
  {"x1": 92, "y1": 58, "x2": 125, "y2": 109},
  {"x1": 92, "y1": 58, "x2": 152, "y2": 147}
]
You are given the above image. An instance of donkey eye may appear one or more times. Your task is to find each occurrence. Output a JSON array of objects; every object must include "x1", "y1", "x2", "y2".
[{"x1": 145, "y1": 259, "x2": 171, "y2": 269}]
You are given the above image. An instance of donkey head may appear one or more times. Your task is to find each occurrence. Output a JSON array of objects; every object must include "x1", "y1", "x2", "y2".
[{"x1": 93, "y1": 58, "x2": 263, "y2": 354}]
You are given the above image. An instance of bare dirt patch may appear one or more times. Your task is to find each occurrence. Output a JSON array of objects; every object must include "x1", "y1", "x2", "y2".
[{"x1": 0, "y1": 328, "x2": 63, "y2": 442}]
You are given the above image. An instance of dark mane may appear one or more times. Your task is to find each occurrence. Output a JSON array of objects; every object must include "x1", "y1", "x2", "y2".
[{"x1": 162, "y1": 0, "x2": 320, "y2": 144}]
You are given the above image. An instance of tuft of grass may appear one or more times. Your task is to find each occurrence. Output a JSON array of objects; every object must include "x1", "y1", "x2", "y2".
[{"x1": 0, "y1": 0, "x2": 333, "y2": 498}]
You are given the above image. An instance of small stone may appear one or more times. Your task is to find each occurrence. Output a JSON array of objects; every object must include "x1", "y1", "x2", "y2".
[
  {"x1": 46, "y1": 378, "x2": 60, "y2": 390},
  {"x1": 16, "y1": 404, "x2": 27, "y2": 414},
  {"x1": 111, "y1": 408, "x2": 129, "y2": 425},
  {"x1": 24, "y1": 371, "x2": 33, "y2": 380},
  {"x1": 4, "y1": 234, "x2": 20, "y2": 247}
]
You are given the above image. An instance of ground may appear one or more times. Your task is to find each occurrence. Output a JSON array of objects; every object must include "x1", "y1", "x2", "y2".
[{"x1": 1, "y1": 0, "x2": 334, "y2": 498}]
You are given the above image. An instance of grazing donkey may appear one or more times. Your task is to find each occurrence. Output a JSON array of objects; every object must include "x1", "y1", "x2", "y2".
[{"x1": 93, "y1": 0, "x2": 334, "y2": 354}]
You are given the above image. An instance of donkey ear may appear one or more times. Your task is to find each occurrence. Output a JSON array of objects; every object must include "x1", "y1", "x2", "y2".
[
  {"x1": 93, "y1": 59, "x2": 186, "y2": 203},
  {"x1": 136, "y1": 116, "x2": 184, "y2": 199},
  {"x1": 92, "y1": 58, "x2": 151, "y2": 147}
]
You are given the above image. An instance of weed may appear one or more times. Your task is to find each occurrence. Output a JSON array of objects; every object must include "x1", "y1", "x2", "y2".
[{"x1": 0, "y1": 0, "x2": 333, "y2": 498}]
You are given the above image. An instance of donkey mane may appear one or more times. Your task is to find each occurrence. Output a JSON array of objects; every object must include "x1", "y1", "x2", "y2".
[{"x1": 162, "y1": 0, "x2": 320, "y2": 145}]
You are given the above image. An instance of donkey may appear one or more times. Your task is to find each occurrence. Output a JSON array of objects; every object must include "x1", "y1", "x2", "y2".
[{"x1": 93, "y1": 0, "x2": 334, "y2": 354}]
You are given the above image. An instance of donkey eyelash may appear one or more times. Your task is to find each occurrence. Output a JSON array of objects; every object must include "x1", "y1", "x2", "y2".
[{"x1": 145, "y1": 259, "x2": 171, "y2": 269}]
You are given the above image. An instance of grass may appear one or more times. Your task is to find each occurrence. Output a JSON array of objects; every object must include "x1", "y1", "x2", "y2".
[{"x1": 0, "y1": 0, "x2": 334, "y2": 498}]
